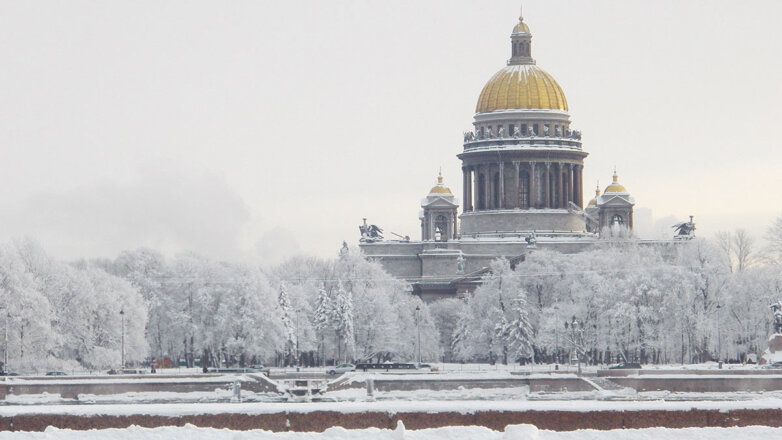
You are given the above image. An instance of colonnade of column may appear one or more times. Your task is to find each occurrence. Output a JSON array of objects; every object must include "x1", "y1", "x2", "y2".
[{"x1": 462, "y1": 162, "x2": 583, "y2": 211}]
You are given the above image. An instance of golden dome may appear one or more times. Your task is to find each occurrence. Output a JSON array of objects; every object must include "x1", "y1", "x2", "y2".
[
  {"x1": 513, "y1": 19, "x2": 530, "y2": 34},
  {"x1": 588, "y1": 184, "x2": 601, "y2": 206},
  {"x1": 429, "y1": 172, "x2": 452, "y2": 195},
  {"x1": 476, "y1": 65, "x2": 568, "y2": 113},
  {"x1": 604, "y1": 170, "x2": 628, "y2": 194}
]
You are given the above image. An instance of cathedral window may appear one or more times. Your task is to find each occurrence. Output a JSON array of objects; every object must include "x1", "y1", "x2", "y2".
[
  {"x1": 435, "y1": 215, "x2": 448, "y2": 241},
  {"x1": 611, "y1": 214, "x2": 624, "y2": 226},
  {"x1": 509, "y1": 124, "x2": 515, "y2": 136},
  {"x1": 477, "y1": 174, "x2": 486, "y2": 210},
  {"x1": 519, "y1": 171, "x2": 530, "y2": 209}
]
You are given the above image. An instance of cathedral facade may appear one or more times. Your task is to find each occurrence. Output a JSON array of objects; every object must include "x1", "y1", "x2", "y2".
[{"x1": 360, "y1": 12, "x2": 637, "y2": 300}]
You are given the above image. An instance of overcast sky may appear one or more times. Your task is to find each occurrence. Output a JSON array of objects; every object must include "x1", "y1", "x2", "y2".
[{"x1": 1, "y1": 0, "x2": 780, "y2": 264}]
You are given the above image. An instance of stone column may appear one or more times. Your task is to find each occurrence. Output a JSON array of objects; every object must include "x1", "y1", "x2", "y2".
[
  {"x1": 574, "y1": 165, "x2": 582, "y2": 208},
  {"x1": 529, "y1": 162, "x2": 537, "y2": 208},
  {"x1": 544, "y1": 162, "x2": 551, "y2": 208},
  {"x1": 498, "y1": 161, "x2": 505, "y2": 209},
  {"x1": 484, "y1": 163, "x2": 491, "y2": 210},
  {"x1": 453, "y1": 212, "x2": 458, "y2": 239},
  {"x1": 474, "y1": 165, "x2": 481, "y2": 210},
  {"x1": 557, "y1": 164, "x2": 564, "y2": 209},
  {"x1": 513, "y1": 161, "x2": 520, "y2": 209},
  {"x1": 567, "y1": 164, "x2": 574, "y2": 207},
  {"x1": 463, "y1": 166, "x2": 472, "y2": 212}
]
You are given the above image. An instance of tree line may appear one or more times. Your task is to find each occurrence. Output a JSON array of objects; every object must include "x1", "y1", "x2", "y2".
[{"x1": 0, "y1": 214, "x2": 780, "y2": 371}]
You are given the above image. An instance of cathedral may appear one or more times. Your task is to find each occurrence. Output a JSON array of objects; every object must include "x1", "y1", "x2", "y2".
[{"x1": 360, "y1": 11, "x2": 640, "y2": 300}]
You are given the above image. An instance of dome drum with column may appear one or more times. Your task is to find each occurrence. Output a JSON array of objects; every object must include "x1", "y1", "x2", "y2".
[{"x1": 458, "y1": 13, "x2": 588, "y2": 236}]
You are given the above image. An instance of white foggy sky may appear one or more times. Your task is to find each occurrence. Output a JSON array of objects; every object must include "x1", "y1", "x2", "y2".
[{"x1": 0, "y1": 0, "x2": 780, "y2": 263}]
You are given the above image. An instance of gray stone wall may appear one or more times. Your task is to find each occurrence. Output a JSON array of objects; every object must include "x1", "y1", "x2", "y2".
[{"x1": 460, "y1": 210, "x2": 586, "y2": 235}]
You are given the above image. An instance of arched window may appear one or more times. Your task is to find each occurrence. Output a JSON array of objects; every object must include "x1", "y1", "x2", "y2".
[
  {"x1": 611, "y1": 214, "x2": 624, "y2": 226},
  {"x1": 435, "y1": 215, "x2": 448, "y2": 242},
  {"x1": 519, "y1": 171, "x2": 530, "y2": 209}
]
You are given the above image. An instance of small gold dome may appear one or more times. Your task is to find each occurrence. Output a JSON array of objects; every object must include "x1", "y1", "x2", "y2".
[
  {"x1": 513, "y1": 19, "x2": 530, "y2": 34},
  {"x1": 587, "y1": 183, "x2": 601, "y2": 206},
  {"x1": 604, "y1": 170, "x2": 628, "y2": 194},
  {"x1": 476, "y1": 65, "x2": 568, "y2": 113},
  {"x1": 429, "y1": 172, "x2": 452, "y2": 195}
]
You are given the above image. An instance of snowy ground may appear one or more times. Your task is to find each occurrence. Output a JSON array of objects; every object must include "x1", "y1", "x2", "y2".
[{"x1": 1, "y1": 423, "x2": 782, "y2": 439}]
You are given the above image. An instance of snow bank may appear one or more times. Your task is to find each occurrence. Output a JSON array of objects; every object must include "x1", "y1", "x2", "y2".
[
  {"x1": 3, "y1": 398, "x2": 782, "y2": 418},
  {"x1": 2, "y1": 423, "x2": 782, "y2": 439}
]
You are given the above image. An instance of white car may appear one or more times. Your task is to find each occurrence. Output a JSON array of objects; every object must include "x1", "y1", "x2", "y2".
[{"x1": 326, "y1": 363, "x2": 355, "y2": 375}]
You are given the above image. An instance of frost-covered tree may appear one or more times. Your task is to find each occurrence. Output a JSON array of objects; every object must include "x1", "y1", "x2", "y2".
[
  {"x1": 313, "y1": 283, "x2": 334, "y2": 363},
  {"x1": 278, "y1": 282, "x2": 297, "y2": 364},
  {"x1": 454, "y1": 259, "x2": 535, "y2": 364},
  {"x1": 765, "y1": 215, "x2": 782, "y2": 263},
  {"x1": 333, "y1": 281, "x2": 354, "y2": 362}
]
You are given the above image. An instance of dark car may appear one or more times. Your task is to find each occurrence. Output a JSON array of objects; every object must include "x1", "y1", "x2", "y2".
[
  {"x1": 608, "y1": 362, "x2": 641, "y2": 369},
  {"x1": 45, "y1": 371, "x2": 67, "y2": 376}
]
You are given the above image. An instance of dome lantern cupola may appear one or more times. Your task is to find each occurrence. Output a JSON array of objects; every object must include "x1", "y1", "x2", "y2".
[
  {"x1": 421, "y1": 170, "x2": 459, "y2": 242},
  {"x1": 588, "y1": 182, "x2": 601, "y2": 206},
  {"x1": 509, "y1": 6, "x2": 534, "y2": 66},
  {"x1": 604, "y1": 168, "x2": 628, "y2": 194},
  {"x1": 428, "y1": 169, "x2": 453, "y2": 195}
]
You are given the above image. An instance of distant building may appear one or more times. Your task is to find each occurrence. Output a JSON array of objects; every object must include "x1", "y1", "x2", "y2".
[{"x1": 360, "y1": 11, "x2": 645, "y2": 300}]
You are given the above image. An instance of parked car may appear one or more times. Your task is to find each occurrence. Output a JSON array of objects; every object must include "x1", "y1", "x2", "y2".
[
  {"x1": 45, "y1": 371, "x2": 67, "y2": 376},
  {"x1": 608, "y1": 362, "x2": 641, "y2": 369},
  {"x1": 248, "y1": 365, "x2": 271, "y2": 374},
  {"x1": 416, "y1": 363, "x2": 439, "y2": 372},
  {"x1": 326, "y1": 363, "x2": 356, "y2": 375},
  {"x1": 763, "y1": 361, "x2": 782, "y2": 369}
]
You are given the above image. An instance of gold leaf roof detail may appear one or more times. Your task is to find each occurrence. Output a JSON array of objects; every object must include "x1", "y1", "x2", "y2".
[
  {"x1": 429, "y1": 172, "x2": 452, "y2": 195},
  {"x1": 604, "y1": 170, "x2": 628, "y2": 194},
  {"x1": 476, "y1": 65, "x2": 568, "y2": 113}
]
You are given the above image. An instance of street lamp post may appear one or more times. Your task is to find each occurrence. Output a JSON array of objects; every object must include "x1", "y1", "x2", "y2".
[
  {"x1": 716, "y1": 302, "x2": 722, "y2": 367},
  {"x1": 3, "y1": 308, "x2": 7, "y2": 371},
  {"x1": 415, "y1": 305, "x2": 421, "y2": 364},
  {"x1": 120, "y1": 309, "x2": 125, "y2": 370}
]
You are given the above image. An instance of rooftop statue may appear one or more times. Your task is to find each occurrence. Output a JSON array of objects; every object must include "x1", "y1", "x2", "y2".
[
  {"x1": 359, "y1": 218, "x2": 384, "y2": 243},
  {"x1": 673, "y1": 216, "x2": 696, "y2": 239}
]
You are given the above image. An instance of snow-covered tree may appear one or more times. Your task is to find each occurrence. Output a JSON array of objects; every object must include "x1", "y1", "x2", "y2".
[
  {"x1": 278, "y1": 282, "x2": 297, "y2": 364},
  {"x1": 333, "y1": 281, "x2": 354, "y2": 362},
  {"x1": 454, "y1": 259, "x2": 536, "y2": 364},
  {"x1": 765, "y1": 215, "x2": 782, "y2": 263}
]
